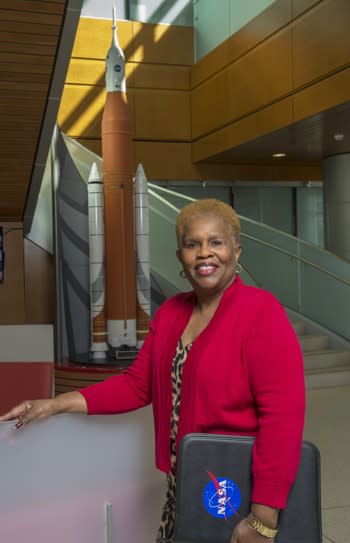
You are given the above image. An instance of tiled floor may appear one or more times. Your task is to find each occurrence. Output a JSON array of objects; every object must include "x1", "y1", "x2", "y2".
[{"x1": 304, "y1": 385, "x2": 350, "y2": 543}]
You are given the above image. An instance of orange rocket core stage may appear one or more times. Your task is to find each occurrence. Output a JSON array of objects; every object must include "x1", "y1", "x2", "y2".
[{"x1": 102, "y1": 91, "x2": 136, "y2": 324}]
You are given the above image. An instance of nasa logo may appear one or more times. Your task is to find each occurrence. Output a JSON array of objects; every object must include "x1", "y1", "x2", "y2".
[
  {"x1": 202, "y1": 471, "x2": 241, "y2": 519},
  {"x1": 114, "y1": 64, "x2": 121, "y2": 72}
]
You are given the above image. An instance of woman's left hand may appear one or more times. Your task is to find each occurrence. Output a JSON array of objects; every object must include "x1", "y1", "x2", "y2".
[{"x1": 230, "y1": 517, "x2": 275, "y2": 543}]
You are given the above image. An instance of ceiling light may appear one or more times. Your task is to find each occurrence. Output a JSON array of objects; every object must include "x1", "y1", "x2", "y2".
[
  {"x1": 272, "y1": 153, "x2": 287, "y2": 158},
  {"x1": 334, "y1": 133, "x2": 344, "y2": 141}
]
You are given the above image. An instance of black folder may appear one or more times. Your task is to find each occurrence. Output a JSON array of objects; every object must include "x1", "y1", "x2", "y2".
[{"x1": 173, "y1": 434, "x2": 322, "y2": 543}]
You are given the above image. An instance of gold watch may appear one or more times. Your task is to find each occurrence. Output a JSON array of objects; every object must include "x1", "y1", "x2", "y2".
[{"x1": 247, "y1": 513, "x2": 278, "y2": 538}]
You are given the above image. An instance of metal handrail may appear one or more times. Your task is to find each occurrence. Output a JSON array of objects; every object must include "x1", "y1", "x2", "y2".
[
  {"x1": 148, "y1": 182, "x2": 350, "y2": 265},
  {"x1": 149, "y1": 184, "x2": 350, "y2": 288},
  {"x1": 241, "y1": 233, "x2": 350, "y2": 287}
]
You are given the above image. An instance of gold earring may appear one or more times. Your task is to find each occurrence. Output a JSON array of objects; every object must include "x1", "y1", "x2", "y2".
[
  {"x1": 236, "y1": 262, "x2": 243, "y2": 275},
  {"x1": 180, "y1": 269, "x2": 186, "y2": 278}
]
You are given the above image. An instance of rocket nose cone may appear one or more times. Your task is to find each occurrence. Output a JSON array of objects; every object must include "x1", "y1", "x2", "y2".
[
  {"x1": 135, "y1": 163, "x2": 146, "y2": 180},
  {"x1": 88, "y1": 162, "x2": 102, "y2": 183}
]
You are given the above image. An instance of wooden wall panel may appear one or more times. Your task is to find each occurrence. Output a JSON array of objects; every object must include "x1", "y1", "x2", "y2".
[
  {"x1": 192, "y1": 28, "x2": 293, "y2": 139},
  {"x1": 133, "y1": 140, "x2": 321, "y2": 181},
  {"x1": 24, "y1": 240, "x2": 55, "y2": 324},
  {"x1": 60, "y1": 17, "x2": 193, "y2": 172},
  {"x1": 0, "y1": 227, "x2": 55, "y2": 325},
  {"x1": 132, "y1": 64, "x2": 191, "y2": 91},
  {"x1": 134, "y1": 142, "x2": 197, "y2": 179},
  {"x1": 293, "y1": 67, "x2": 350, "y2": 122},
  {"x1": 60, "y1": 85, "x2": 191, "y2": 143},
  {"x1": 65, "y1": 58, "x2": 190, "y2": 91},
  {"x1": 77, "y1": 138, "x2": 101, "y2": 157},
  {"x1": 191, "y1": 0, "x2": 350, "y2": 163},
  {"x1": 71, "y1": 18, "x2": 193, "y2": 66},
  {"x1": 59, "y1": 86, "x2": 136, "y2": 138},
  {"x1": 0, "y1": 224, "x2": 25, "y2": 323},
  {"x1": 293, "y1": 0, "x2": 350, "y2": 88},
  {"x1": 71, "y1": 18, "x2": 134, "y2": 60},
  {"x1": 60, "y1": 4, "x2": 350, "y2": 177},
  {"x1": 58, "y1": 85, "x2": 107, "y2": 138},
  {"x1": 61, "y1": 58, "x2": 105, "y2": 87},
  {"x1": 292, "y1": 0, "x2": 321, "y2": 18},
  {"x1": 131, "y1": 22, "x2": 193, "y2": 65},
  {"x1": 193, "y1": 98, "x2": 293, "y2": 162},
  {"x1": 133, "y1": 90, "x2": 191, "y2": 141},
  {"x1": 191, "y1": 0, "x2": 291, "y2": 88}
]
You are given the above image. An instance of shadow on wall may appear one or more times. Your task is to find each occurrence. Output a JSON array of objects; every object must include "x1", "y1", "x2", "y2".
[{"x1": 60, "y1": 4, "x2": 193, "y2": 145}]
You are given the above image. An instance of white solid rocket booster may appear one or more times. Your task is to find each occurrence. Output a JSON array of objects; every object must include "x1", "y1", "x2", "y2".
[
  {"x1": 88, "y1": 162, "x2": 108, "y2": 359},
  {"x1": 135, "y1": 164, "x2": 151, "y2": 349}
]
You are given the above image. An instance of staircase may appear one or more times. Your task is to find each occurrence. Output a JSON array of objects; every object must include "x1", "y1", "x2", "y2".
[
  {"x1": 150, "y1": 272, "x2": 350, "y2": 390},
  {"x1": 290, "y1": 317, "x2": 350, "y2": 389}
]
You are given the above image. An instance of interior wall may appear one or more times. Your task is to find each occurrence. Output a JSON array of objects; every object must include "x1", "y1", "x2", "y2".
[
  {"x1": 194, "y1": 0, "x2": 276, "y2": 60},
  {"x1": 58, "y1": 18, "x2": 193, "y2": 173},
  {"x1": 81, "y1": 0, "x2": 193, "y2": 25},
  {"x1": 192, "y1": 0, "x2": 350, "y2": 164},
  {"x1": 0, "y1": 223, "x2": 25, "y2": 324},
  {"x1": 0, "y1": 223, "x2": 54, "y2": 325},
  {"x1": 24, "y1": 240, "x2": 55, "y2": 324},
  {"x1": 161, "y1": 183, "x2": 296, "y2": 235},
  {"x1": 59, "y1": 16, "x2": 321, "y2": 181},
  {"x1": 233, "y1": 186, "x2": 295, "y2": 235},
  {"x1": 296, "y1": 186, "x2": 325, "y2": 247},
  {"x1": 158, "y1": 182, "x2": 325, "y2": 246}
]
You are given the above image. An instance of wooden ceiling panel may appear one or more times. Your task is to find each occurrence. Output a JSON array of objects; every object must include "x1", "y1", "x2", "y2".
[
  {"x1": 0, "y1": 20, "x2": 61, "y2": 36},
  {"x1": 0, "y1": 1, "x2": 65, "y2": 13},
  {"x1": 0, "y1": 51, "x2": 58, "y2": 66},
  {"x1": 206, "y1": 101, "x2": 350, "y2": 164},
  {"x1": 0, "y1": 9, "x2": 63, "y2": 27},
  {"x1": 0, "y1": 1, "x2": 67, "y2": 221},
  {"x1": 0, "y1": 35, "x2": 58, "y2": 56}
]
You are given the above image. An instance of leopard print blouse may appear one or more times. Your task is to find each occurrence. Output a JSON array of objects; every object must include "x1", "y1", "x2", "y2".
[{"x1": 156, "y1": 338, "x2": 192, "y2": 543}]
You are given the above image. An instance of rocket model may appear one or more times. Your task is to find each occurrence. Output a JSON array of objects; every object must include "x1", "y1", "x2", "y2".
[
  {"x1": 102, "y1": 7, "x2": 137, "y2": 349},
  {"x1": 88, "y1": 162, "x2": 108, "y2": 359},
  {"x1": 135, "y1": 164, "x2": 151, "y2": 349}
]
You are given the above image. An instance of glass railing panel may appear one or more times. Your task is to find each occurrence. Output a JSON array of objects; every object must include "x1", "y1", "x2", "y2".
[
  {"x1": 55, "y1": 144, "x2": 350, "y2": 340},
  {"x1": 148, "y1": 185, "x2": 350, "y2": 330},
  {"x1": 300, "y1": 242, "x2": 350, "y2": 284},
  {"x1": 299, "y1": 263, "x2": 350, "y2": 339},
  {"x1": 63, "y1": 134, "x2": 102, "y2": 181},
  {"x1": 149, "y1": 190, "x2": 184, "y2": 292},
  {"x1": 241, "y1": 217, "x2": 300, "y2": 255},
  {"x1": 240, "y1": 236, "x2": 299, "y2": 311}
]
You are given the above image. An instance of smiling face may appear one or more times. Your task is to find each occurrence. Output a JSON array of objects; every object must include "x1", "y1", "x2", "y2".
[{"x1": 176, "y1": 214, "x2": 242, "y2": 299}]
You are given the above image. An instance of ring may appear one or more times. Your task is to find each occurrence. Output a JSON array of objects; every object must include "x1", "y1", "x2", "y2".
[{"x1": 24, "y1": 401, "x2": 33, "y2": 414}]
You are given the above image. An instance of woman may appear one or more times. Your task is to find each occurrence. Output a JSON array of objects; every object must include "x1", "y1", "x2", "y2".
[{"x1": 0, "y1": 199, "x2": 305, "y2": 543}]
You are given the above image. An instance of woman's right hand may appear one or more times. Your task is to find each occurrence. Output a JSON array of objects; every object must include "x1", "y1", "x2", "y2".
[
  {"x1": 0, "y1": 399, "x2": 57, "y2": 428},
  {"x1": 0, "y1": 392, "x2": 88, "y2": 429}
]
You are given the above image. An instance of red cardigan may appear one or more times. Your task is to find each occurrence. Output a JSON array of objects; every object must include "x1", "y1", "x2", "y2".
[{"x1": 80, "y1": 277, "x2": 305, "y2": 509}]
